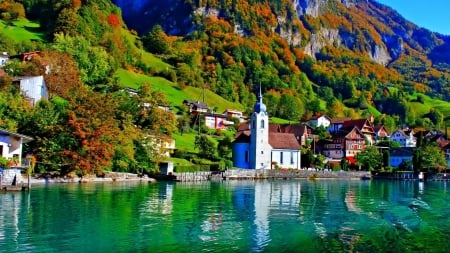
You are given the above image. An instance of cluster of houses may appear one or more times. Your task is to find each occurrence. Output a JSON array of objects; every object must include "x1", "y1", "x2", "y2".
[{"x1": 231, "y1": 90, "x2": 450, "y2": 170}]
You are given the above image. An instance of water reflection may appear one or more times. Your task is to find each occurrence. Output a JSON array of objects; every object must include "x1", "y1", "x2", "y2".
[{"x1": 0, "y1": 180, "x2": 448, "y2": 252}]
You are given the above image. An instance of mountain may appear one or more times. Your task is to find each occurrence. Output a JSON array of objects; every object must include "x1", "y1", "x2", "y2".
[{"x1": 113, "y1": 0, "x2": 450, "y2": 104}]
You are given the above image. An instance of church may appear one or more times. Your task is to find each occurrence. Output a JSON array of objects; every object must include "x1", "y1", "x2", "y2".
[{"x1": 232, "y1": 89, "x2": 301, "y2": 170}]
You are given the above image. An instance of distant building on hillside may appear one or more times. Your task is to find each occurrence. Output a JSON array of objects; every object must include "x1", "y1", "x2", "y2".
[
  {"x1": 13, "y1": 75, "x2": 48, "y2": 106},
  {"x1": 183, "y1": 100, "x2": 209, "y2": 114}
]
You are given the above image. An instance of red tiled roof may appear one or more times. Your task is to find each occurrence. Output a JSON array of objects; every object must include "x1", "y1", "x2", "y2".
[
  {"x1": 330, "y1": 117, "x2": 352, "y2": 124},
  {"x1": 342, "y1": 119, "x2": 368, "y2": 129},
  {"x1": 269, "y1": 123, "x2": 281, "y2": 133},
  {"x1": 269, "y1": 133, "x2": 300, "y2": 150},
  {"x1": 237, "y1": 123, "x2": 250, "y2": 132}
]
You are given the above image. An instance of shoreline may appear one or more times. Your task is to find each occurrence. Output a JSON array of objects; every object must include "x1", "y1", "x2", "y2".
[{"x1": 22, "y1": 175, "x2": 157, "y2": 185}]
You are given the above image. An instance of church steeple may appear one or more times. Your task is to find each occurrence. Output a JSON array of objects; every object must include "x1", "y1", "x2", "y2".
[{"x1": 254, "y1": 84, "x2": 267, "y2": 114}]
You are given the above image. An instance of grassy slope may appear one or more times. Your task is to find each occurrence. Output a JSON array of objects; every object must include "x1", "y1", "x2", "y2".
[
  {"x1": 115, "y1": 68, "x2": 245, "y2": 113},
  {"x1": 408, "y1": 93, "x2": 450, "y2": 122},
  {"x1": 0, "y1": 19, "x2": 44, "y2": 42}
]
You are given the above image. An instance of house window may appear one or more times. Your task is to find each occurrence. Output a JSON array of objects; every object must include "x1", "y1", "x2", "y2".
[
  {"x1": 290, "y1": 152, "x2": 294, "y2": 164},
  {"x1": 261, "y1": 120, "x2": 265, "y2": 128},
  {"x1": 280, "y1": 152, "x2": 284, "y2": 164}
]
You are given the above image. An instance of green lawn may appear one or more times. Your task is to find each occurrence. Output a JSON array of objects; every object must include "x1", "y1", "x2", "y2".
[
  {"x1": 173, "y1": 132, "x2": 198, "y2": 154},
  {"x1": 0, "y1": 19, "x2": 44, "y2": 42}
]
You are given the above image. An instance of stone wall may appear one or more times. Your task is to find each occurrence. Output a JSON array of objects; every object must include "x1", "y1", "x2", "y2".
[
  {"x1": 225, "y1": 169, "x2": 369, "y2": 179},
  {"x1": 173, "y1": 169, "x2": 369, "y2": 181}
]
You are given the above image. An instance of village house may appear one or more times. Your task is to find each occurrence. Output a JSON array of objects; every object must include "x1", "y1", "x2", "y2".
[
  {"x1": 183, "y1": 100, "x2": 209, "y2": 114},
  {"x1": 13, "y1": 75, "x2": 49, "y2": 106},
  {"x1": 0, "y1": 128, "x2": 33, "y2": 185},
  {"x1": 203, "y1": 113, "x2": 234, "y2": 129},
  {"x1": 9, "y1": 51, "x2": 42, "y2": 62},
  {"x1": 223, "y1": 109, "x2": 246, "y2": 123},
  {"x1": 0, "y1": 128, "x2": 33, "y2": 167},
  {"x1": 374, "y1": 125, "x2": 390, "y2": 142},
  {"x1": 275, "y1": 123, "x2": 313, "y2": 147},
  {"x1": 324, "y1": 125, "x2": 367, "y2": 165},
  {"x1": 328, "y1": 117, "x2": 352, "y2": 133},
  {"x1": 232, "y1": 89, "x2": 301, "y2": 170},
  {"x1": 341, "y1": 119, "x2": 376, "y2": 145},
  {"x1": 390, "y1": 129, "x2": 417, "y2": 147},
  {"x1": 307, "y1": 114, "x2": 331, "y2": 129}
]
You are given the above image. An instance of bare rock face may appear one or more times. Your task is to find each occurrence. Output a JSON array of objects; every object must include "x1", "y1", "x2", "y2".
[
  {"x1": 293, "y1": 0, "x2": 325, "y2": 17},
  {"x1": 293, "y1": 0, "x2": 364, "y2": 17},
  {"x1": 276, "y1": 16, "x2": 303, "y2": 47},
  {"x1": 304, "y1": 28, "x2": 340, "y2": 58},
  {"x1": 370, "y1": 44, "x2": 391, "y2": 66}
]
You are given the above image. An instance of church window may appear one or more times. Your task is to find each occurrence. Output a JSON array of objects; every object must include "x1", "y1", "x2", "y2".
[
  {"x1": 261, "y1": 150, "x2": 264, "y2": 154},
  {"x1": 252, "y1": 120, "x2": 256, "y2": 129},
  {"x1": 261, "y1": 120, "x2": 265, "y2": 128}
]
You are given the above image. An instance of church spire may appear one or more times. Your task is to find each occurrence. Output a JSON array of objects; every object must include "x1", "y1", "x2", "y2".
[{"x1": 254, "y1": 84, "x2": 267, "y2": 114}]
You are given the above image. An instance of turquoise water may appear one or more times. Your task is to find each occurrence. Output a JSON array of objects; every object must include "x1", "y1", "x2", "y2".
[{"x1": 0, "y1": 180, "x2": 449, "y2": 252}]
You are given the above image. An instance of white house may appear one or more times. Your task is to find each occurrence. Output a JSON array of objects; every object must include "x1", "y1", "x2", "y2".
[
  {"x1": 232, "y1": 88, "x2": 301, "y2": 170},
  {"x1": 390, "y1": 129, "x2": 416, "y2": 147},
  {"x1": 15, "y1": 76, "x2": 49, "y2": 106},
  {"x1": 0, "y1": 128, "x2": 33, "y2": 167},
  {"x1": 223, "y1": 109, "x2": 246, "y2": 123},
  {"x1": 308, "y1": 114, "x2": 331, "y2": 128}
]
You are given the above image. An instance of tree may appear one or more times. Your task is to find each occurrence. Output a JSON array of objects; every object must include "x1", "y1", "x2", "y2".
[
  {"x1": 355, "y1": 146, "x2": 383, "y2": 171},
  {"x1": 142, "y1": 25, "x2": 170, "y2": 54},
  {"x1": 314, "y1": 154, "x2": 326, "y2": 170},
  {"x1": 217, "y1": 135, "x2": 233, "y2": 162},
  {"x1": 414, "y1": 145, "x2": 447, "y2": 172},
  {"x1": 195, "y1": 134, "x2": 217, "y2": 160},
  {"x1": 277, "y1": 93, "x2": 304, "y2": 121}
]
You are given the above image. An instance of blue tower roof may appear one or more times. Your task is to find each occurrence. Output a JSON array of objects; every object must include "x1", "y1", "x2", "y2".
[{"x1": 254, "y1": 85, "x2": 266, "y2": 113}]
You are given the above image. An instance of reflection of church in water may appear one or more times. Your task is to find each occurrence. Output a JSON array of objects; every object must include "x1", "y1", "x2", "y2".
[{"x1": 232, "y1": 181, "x2": 301, "y2": 251}]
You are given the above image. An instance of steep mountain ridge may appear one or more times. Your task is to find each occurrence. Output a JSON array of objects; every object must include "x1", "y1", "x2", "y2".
[{"x1": 113, "y1": 0, "x2": 449, "y2": 73}]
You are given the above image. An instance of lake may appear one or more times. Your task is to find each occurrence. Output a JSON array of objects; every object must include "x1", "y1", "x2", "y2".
[{"x1": 0, "y1": 179, "x2": 449, "y2": 252}]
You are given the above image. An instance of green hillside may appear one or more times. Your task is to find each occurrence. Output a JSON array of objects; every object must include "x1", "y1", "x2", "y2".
[
  {"x1": 0, "y1": 18, "x2": 44, "y2": 42},
  {"x1": 115, "y1": 68, "x2": 245, "y2": 113}
]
